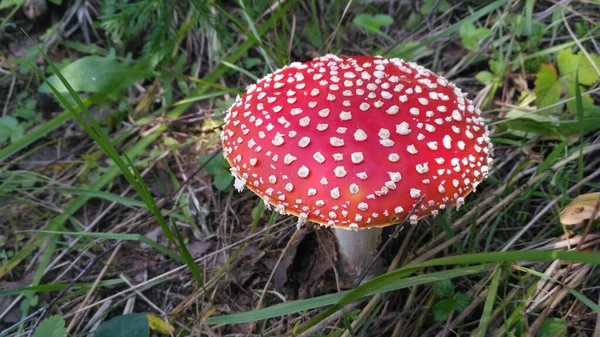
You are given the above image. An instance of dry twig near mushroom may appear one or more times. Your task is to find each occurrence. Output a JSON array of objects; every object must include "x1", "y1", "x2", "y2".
[{"x1": 221, "y1": 55, "x2": 493, "y2": 285}]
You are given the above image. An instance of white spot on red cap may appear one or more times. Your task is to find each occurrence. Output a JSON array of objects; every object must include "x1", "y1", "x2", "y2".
[{"x1": 354, "y1": 129, "x2": 368, "y2": 141}]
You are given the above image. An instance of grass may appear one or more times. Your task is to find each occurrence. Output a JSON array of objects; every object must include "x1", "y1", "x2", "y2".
[{"x1": 1, "y1": 0, "x2": 600, "y2": 336}]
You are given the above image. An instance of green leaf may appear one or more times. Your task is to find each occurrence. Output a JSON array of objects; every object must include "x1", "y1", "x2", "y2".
[
  {"x1": 298, "y1": 250, "x2": 600, "y2": 333},
  {"x1": 95, "y1": 313, "x2": 149, "y2": 337},
  {"x1": 556, "y1": 49, "x2": 600, "y2": 85},
  {"x1": 452, "y1": 293, "x2": 470, "y2": 312},
  {"x1": 0, "y1": 0, "x2": 23, "y2": 9},
  {"x1": 475, "y1": 71, "x2": 494, "y2": 84},
  {"x1": 406, "y1": 12, "x2": 422, "y2": 31},
  {"x1": 206, "y1": 265, "x2": 489, "y2": 325},
  {"x1": 537, "y1": 317, "x2": 567, "y2": 337},
  {"x1": 199, "y1": 153, "x2": 230, "y2": 175},
  {"x1": 32, "y1": 316, "x2": 66, "y2": 337},
  {"x1": 503, "y1": 109, "x2": 559, "y2": 138},
  {"x1": 352, "y1": 13, "x2": 394, "y2": 34},
  {"x1": 534, "y1": 64, "x2": 562, "y2": 112},
  {"x1": 214, "y1": 171, "x2": 234, "y2": 191},
  {"x1": 305, "y1": 18, "x2": 323, "y2": 48},
  {"x1": 433, "y1": 298, "x2": 456, "y2": 321},
  {"x1": 421, "y1": 0, "x2": 451, "y2": 14},
  {"x1": 386, "y1": 41, "x2": 430, "y2": 60},
  {"x1": 563, "y1": 80, "x2": 596, "y2": 115},
  {"x1": 0, "y1": 116, "x2": 24, "y2": 143},
  {"x1": 38, "y1": 56, "x2": 151, "y2": 94},
  {"x1": 433, "y1": 279, "x2": 454, "y2": 298},
  {"x1": 459, "y1": 21, "x2": 492, "y2": 51}
]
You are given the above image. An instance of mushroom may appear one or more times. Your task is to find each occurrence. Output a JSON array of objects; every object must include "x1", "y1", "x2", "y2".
[{"x1": 221, "y1": 55, "x2": 493, "y2": 285}]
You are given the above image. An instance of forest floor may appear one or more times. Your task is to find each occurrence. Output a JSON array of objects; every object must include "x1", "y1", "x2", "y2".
[{"x1": 1, "y1": 0, "x2": 600, "y2": 336}]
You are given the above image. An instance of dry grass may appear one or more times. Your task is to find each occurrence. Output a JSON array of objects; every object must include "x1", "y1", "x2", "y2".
[{"x1": 1, "y1": 0, "x2": 599, "y2": 336}]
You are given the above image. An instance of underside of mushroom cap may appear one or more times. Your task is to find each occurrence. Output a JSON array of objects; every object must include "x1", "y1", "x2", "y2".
[{"x1": 221, "y1": 55, "x2": 493, "y2": 230}]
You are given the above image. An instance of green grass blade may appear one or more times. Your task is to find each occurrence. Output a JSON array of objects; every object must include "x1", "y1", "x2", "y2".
[
  {"x1": 221, "y1": 60, "x2": 260, "y2": 81},
  {"x1": 298, "y1": 250, "x2": 600, "y2": 333},
  {"x1": 381, "y1": 0, "x2": 507, "y2": 57},
  {"x1": 205, "y1": 264, "x2": 491, "y2": 325},
  {"x1": 516, "y1": 266, "x2": 600, "y2": 313},
  {"x1": 474, "y1": 267, "x2": 502, "y2": 337},
  {"x1": 0, "y1": 133, "x2": 157, "y2": 279},
  {"x1": 0, "y1": 0, "x2": 298, "y2": 281},
  {"x1": 574, "y1": 73, "x2": 584, "y2": 188},
  {"x1": 50, "y1": 187, "x2": 147, "y2": 208},
  {"x1": 0, "y1": 279, "x2": 124, "y2": 297},
  {"x1": 33, "y1": 230, "x2": 181, "y2": 262}
]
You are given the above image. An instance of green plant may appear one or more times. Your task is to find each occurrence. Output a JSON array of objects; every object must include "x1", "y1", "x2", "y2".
[
  {"x1": 459, "y1": 20, "x2": 492, "y2": 51},
  {"x1": 32, "y1": 316, "x2": 66, "y2": 337},
  {"x1": 431, "y1": 279, "x2": 470, "y2": 321},
  {"x1": 199, "y1": 153, "x2": 233, "y2": 191},
  {"x1": 0, "y1": 93, "x2": 42, "y2": 146},
  {"x1": 534, "y1": 49, "x2": 600, "y2": 115},
  {"x1": 352, "y1": 13, "x2": 394, "y2": 41},
  {"x1": 0, "y1": 116, "x2": 25, "y2": 144}
]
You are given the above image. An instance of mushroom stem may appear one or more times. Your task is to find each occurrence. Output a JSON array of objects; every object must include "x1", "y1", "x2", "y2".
[{"x1": 333, "y1": 227, "x2": 382, "y2": 286}]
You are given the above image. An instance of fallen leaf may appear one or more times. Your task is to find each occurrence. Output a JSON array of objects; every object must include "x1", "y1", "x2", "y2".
[
  {"x1": 146, "y1": 314, "x2": 174, "y2": 334},
  {"x1": 560, "y1": 193, "x2": 600, "y2": 225}
]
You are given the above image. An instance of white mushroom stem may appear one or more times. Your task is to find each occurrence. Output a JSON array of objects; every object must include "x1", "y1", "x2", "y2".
[{"x1": 333, "y1": 227, "x2": 382, "y2": 285}]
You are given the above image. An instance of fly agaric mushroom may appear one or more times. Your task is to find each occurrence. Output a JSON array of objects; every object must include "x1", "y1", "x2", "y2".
[{"x1": 221, "y1": 55, "x2": 493, "y2": 283}]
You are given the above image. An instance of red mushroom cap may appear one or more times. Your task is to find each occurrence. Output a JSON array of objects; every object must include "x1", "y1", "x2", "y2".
[{"x1": 221, "y1": 55, "x2": 493, "y2": 230}]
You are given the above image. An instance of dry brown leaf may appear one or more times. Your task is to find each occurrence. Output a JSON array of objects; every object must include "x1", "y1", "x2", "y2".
[{"x1": 560, "y1": 192, "x2": 600, "y2": 225}]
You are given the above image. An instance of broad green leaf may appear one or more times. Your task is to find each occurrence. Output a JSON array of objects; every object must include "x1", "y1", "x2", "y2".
[
  {"x1": 433, "y1": 279, "x2": 454, "y2": 298},
  {"x1": 0, "y1": 116, "x2": 19, "y2": 142},
  {"x1": 0, "y1": 0, "x2": 23, "y2": 9},
  {"x1": 503, "y1": 109, "x2": 558, "y2": 138},
  {"x1": 452, "y1": 293, "x2": 470, "y2": 312},
  {"x1": 352, "y1": 14, "x2": 394, "y2": 34},
  {"x1": 563, "y1": 80, "x2": 596, "y2": 115},
  {"x1": 199, "y1": 153, "x2": 230, "y2": 176},
  {"x1": 38, "y1": 56, "x2": 150, "y2": 94},
  {"x1": 421, "y1": 0, "x2": 451, "y2": 14},
  {"x1": 0, "y1": 116, "x2": 24, "y2": 143},
  {"x1": 534, "y1": 64, "x2": 562, "y2": 112},
  {"x1": 433, "y1": 298, "x2": 456, "y2": 321},
  {"x1": 406, "y1": 12, "x2": 422, "y2": 31},
  {"x1": 32, "y1": 316, "x2": 66, "y2": 337},
  {"x1": 95, "y1": 313, "x2": 149, "y2": 337},
  {"x1": 475, "y1": 71, "x2": 494, "y2": 84},
  {"x1": 537, "y1": 317, "x2": 567, "y2": 337},
  {"x1": 459, "y1": 21, "x2": 492, "y2": 51},
  {"x1": 214, "y1": 171, "x2": 234, "y2": 191},
  {"x1": 556, "y1": 49, "x2": 600, "y2": 85}
]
